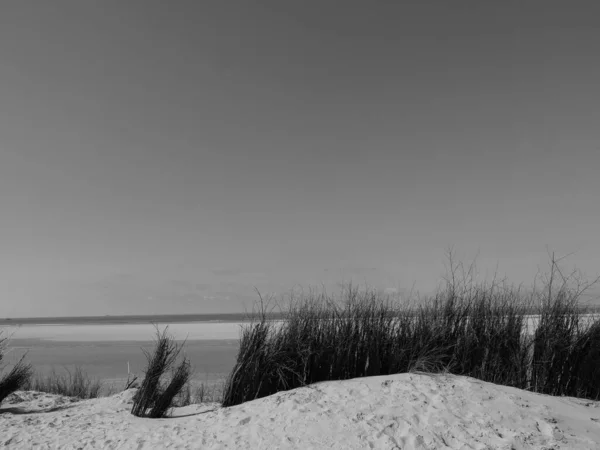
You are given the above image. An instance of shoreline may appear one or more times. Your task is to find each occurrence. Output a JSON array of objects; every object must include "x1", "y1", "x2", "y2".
[
  {"x1": 3, "y1": 304, "x2": 599, "y2": 326},
  {"x1": 0, "y1": 312, "x2": 279, "y2": 326},
  {"x1": 4, "y1": 313, "x2": 599, "y2": 342}
]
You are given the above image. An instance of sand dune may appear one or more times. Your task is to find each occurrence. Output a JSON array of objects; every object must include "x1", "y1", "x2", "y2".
[{"x1": 2, "y1": 373, "x2": 600, "y2": 449}]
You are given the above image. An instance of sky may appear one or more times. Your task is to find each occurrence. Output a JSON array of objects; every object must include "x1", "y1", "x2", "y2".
[{"x1": 1, "y1": 1, "x2": 600, "y2": 317}]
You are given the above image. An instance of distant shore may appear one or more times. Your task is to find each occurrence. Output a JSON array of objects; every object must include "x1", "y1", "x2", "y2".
[
  {"x1": 0, "y1": 312, "x2": 287, "y2": 326},
  {"x1": 2, "y1": 305, "x2": 599, "y2": 326}
]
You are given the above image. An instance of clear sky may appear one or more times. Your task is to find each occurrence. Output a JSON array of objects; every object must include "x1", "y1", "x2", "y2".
[{"x1": 1, "y1": 1, "x2": 599, "y2": 317}]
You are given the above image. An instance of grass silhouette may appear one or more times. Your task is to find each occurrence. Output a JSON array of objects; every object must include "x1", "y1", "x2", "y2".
[
  {"x1": 131, "y1": 326, "x2": 192, "y2": 418},
  {"x1": 222, "y1": 253, "x2": 600, "y2": 407},
  {"x1": 0, "y1": 331, "x2": 33, "y2": 405}
]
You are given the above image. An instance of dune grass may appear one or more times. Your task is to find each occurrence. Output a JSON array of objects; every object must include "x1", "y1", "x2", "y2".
[
  {"x1": 23, "y1": 366, "x2": 104, "y2": 399},
  {"x1": 131, "y1": 326, "x2": 192, "y2": 418},
  {"x1": 221, "y1": 255, "x2": 600, "y2": 407},
  {"x1": 0, "y1": 330, "x2": 33, "y2": 405}
]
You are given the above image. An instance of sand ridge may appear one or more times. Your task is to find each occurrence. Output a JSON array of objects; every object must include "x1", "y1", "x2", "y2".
[{"x1": 1, "y1": 373, "x2": 600, "y2": 449}]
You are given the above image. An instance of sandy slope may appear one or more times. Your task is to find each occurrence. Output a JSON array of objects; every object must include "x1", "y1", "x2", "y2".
[{"x1": 1, "y1": 373, "x2": 600, "y2": 449}]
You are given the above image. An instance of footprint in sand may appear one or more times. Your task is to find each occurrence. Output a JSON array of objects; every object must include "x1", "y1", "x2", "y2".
[{"x1": 238, "y1": 416, "x2": 251, "y2": 426}]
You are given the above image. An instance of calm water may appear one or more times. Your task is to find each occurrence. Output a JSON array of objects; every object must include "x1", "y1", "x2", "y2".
[
  {"x1": 7, "y1": 338, "x2": 239, "y2": 385},
  {"x1": 2, "y1": 318, "x2": 249, "y2": 389}
]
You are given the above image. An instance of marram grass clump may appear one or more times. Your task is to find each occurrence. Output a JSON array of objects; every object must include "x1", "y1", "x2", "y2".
[
  {"x1": 131, "y1": 326, "x2": 192, "y2": 418},
  {"x1": 0, "y1": 330, "x2": 33, "y2": 405},
  {"x1": 222, "y1": 255, "x2": 600, "y2": 407}
]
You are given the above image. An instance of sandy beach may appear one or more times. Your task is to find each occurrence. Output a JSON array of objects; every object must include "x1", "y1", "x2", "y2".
[{"x1": 2, "y1": 372, "x2": 600, "y2": 449}]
